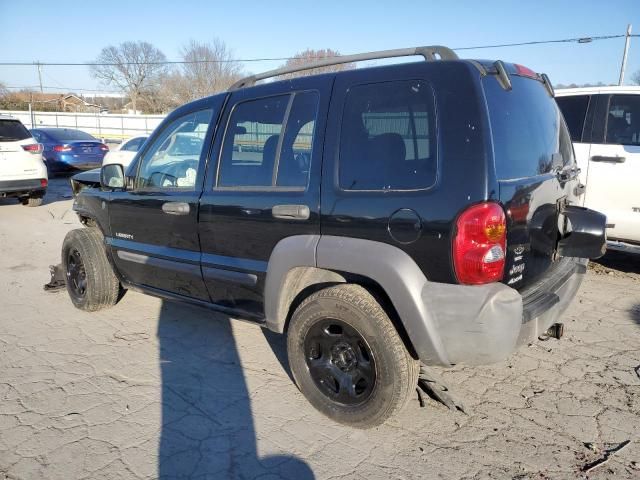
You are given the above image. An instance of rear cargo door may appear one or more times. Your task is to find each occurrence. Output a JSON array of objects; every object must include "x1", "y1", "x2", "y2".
[{"x1": 483, "y1": 73, "x2": 580, "y2": 290}]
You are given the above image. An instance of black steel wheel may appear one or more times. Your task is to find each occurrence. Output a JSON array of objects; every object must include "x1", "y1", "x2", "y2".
[
  {"x1": 287, "y1": 284, "x2": 419, "y2": 428},
  {"x1": 66, "y1": 248, "x2": 87, "y2": 301},
  {"x1": 62, "y1": 228, "x2": 123, "y2": 311},
  {"x1": 304, "y1": 318, "x2": 376, "y2": 406}
]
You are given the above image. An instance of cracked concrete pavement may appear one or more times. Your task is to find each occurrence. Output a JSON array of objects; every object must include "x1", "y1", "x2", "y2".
[{"x1": 1, "y1": 178, "x2": 639, "y2": 479}]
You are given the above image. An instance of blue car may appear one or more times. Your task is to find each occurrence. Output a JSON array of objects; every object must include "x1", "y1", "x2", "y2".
[{"x1": 30, "y1": 128, "x2": 108, "y2": 175}]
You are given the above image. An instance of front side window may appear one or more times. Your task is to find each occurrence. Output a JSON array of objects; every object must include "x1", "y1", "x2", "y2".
[
  {"x1": 338, "y1": 80, "x2": 436, "y2": 191},
  {"x1": 556, "y1": 95, "x2": 590, "y2": 142},
  {"x1": 136, "y1": 109, "x2": 212, "y2": 190},
  {"x1": 605, "y1": 95, "x2": 640, "y2": 146},
  {"x1": 217, "y1": 91, "x2": 319, "y2": 189}
]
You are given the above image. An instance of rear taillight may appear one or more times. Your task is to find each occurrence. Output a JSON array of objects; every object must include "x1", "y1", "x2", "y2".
[
  {"x1": 99, "y1": 144, "x2": 109, "y2": 152},
  {"x1": 453, "y1": 202, "x2": 507, "y2": 285},
  {"x1": 53, "y1": 145, "x2": 72, "y2": 152},
  {"x1": 40, "y1": 179, "x2": 48, "y2": 187},
  {"x1": 22, "y1": 143, "x2": 43, "y2": 154}
]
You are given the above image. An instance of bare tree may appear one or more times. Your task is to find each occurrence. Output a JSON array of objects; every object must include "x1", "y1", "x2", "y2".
[
  {"x1": 0, "y1": 81, "x2": 8, "y2": 98},
  {"x1": 91, "y1": 41, "x2": 168, "y2": 113},
  {"x1": 154, "y1": 39, "x2": 243, "y2": 109},
  {"x1": 632, "y1": 69, "x2": 640, "y2": 85},
  {"x1": 278, "y1": 49, "x2": 355, "y2": 79},
  {"x1": 179, "y1": 39, "x2": 243, "y2": 99}
]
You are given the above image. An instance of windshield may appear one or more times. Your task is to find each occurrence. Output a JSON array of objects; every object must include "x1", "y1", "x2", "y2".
[{"x1": 0, "y1": 120, "x2": 31, "y2": 142}]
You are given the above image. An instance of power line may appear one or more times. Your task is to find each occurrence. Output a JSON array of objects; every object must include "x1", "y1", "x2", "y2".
[
  {"x1": 453, "y1": 34, "x2": 638, "y2": 50},
  {"x1": 0, "y1": 33, "x2": 637, "y2": 67},
  {"x1": 4, "y1": 85, "x2": 123, "y2": 94}
]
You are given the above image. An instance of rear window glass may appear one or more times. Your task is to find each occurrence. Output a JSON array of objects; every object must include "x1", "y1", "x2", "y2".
[
  {"x1": 556, "y1": 95, "x2": 590, "y2": 142},
  {"x1": 339, "y1": 80, "x2": 436, "y2": 191},
  {"x1": 484, "y1": 76, "x2": 572, "y2": 180},
  {"x1": 44, "y1": 129, "x2": 96, "y2": 141},
  {"x1": 0, "y1": 120, "x2": 31, "y2": 141}
]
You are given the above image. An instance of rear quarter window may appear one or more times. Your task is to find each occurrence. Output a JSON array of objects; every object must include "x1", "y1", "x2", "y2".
[
  {"x1": 0, "y1": 120, "x2": 31, "y2": 141},
  {"x1": 484, "y1": 76, "x2": 572, "y2": 180},
  {"x1": 338, "y1": 80, "x2": 437, "y2": 191}
]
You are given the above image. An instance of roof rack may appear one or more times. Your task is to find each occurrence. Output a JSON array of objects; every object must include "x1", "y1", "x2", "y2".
[{"x1": 229, "y1": 45, "x2": 458, "y2": 90}]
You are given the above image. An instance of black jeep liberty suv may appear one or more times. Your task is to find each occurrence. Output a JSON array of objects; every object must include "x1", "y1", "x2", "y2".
[{"x1": 62, "y1": 46, "x2": 606, "y2": 428}]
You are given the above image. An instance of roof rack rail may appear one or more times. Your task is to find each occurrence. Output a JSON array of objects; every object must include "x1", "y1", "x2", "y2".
[{"x1": 229, "y1": 45, "x2": 458, "y2": 90}]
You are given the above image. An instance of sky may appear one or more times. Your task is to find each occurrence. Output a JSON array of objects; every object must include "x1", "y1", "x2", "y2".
[{"x1": 1, "y1": 0, "x2": 639, "y2": 96}]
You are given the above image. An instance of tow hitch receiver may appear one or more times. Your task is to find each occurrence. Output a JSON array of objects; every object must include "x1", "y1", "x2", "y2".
[{"x1": 546, "y1": 322, "x2": 564, "y2": 340}]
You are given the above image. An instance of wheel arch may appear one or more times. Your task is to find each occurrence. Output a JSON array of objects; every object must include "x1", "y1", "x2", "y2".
[{"x1": 264, "y1": 235, "x2": 449, "y2": 365}]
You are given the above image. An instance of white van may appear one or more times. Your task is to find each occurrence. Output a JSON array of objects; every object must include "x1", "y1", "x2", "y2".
[
  {"x1": 0, "y1": 115, "x2": 48, "y2": 206},
  {"x1": 556, "y1": 86, "x2": 640, "y2": 253}
]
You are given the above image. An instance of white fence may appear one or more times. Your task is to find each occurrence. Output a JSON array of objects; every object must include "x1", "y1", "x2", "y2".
[{"x1": 1, "y1": 110, "x2": 166, "y2": 140}]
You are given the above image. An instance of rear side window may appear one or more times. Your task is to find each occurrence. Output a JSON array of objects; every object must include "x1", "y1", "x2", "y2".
[
  {"x1": 484, "y1": 76, "x2": 571, "y2": 180},
  {"x1": 338, "y1": 80, "x2": 436, "y2": 191},
  {"x1": 0, "y1": 120, "x2": 31, "y2": 141},
  {"x1": 605, "y1": 94, "x2": 640, "y2": 146},
  {"x1": 556, "y1": 95, "x2": 590, "y2": 142},
  {"x1": 218, "y1": 91, "x2": 319, "y2": 189}
]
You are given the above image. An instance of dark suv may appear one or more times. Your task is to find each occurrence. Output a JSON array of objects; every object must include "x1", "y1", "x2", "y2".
[{"x1": 62, "y1": 46, "x2": 606, "y2": 428}]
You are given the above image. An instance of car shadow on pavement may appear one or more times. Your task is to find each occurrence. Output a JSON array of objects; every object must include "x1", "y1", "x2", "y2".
[
  {"x1": 261, "y1": 329, "x2": 295, "y2": 384},
  {"x1": 41, "y1": 176, "x2": 76, "y2": 206},
  {"x1": 157, "y1": 300, "x2": 314, "y2": 479},
  {"x1": 594, "y1": 250, "x2": 640, "y2": 275}
]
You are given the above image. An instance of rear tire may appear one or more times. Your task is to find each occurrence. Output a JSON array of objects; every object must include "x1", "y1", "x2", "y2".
[
  {"x1": 287, "y1": 284, "x2": 419, "y2": 428},
  {"x1": 21, "y1": 194, "x2": 43, "y2": 207},
  {"x1": 62, "y1": 228, "x2": 122, "y2": 311}
]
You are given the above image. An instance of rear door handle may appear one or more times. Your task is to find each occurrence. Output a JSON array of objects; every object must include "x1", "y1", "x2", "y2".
[
  {"x1": 272, "y1": 204, "x2": 310, "y2": 220},
  {"x1": 162, "y1": 202, "x2": 190, "y2": 215},
  {"x1": 591, "y1": 155, "x2": 626, "y2": 163}
]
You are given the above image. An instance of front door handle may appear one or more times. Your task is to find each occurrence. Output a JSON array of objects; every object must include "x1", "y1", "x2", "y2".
[
  {"x1": 272, "y1": 204, "x2": 310, "y2": 220},
  {"x1": 591, "y1": 155, "x2": 626, "y2": 163},
  {"x1": 162, "y1": 202, "x2": 190, "y2": 215}
]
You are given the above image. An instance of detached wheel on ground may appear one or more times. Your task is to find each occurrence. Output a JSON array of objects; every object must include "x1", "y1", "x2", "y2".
[
  {"x1": 19, "y1": 194, "x2": 44, "y2": 207},
  {"x1": 287, "y1": 284, "x2": 419, "y2": 428},
  {"x1": 61, "y1": 228, "x2": 122, "y2": 311}
]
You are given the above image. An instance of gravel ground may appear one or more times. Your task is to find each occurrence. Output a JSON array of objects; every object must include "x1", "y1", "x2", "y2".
[{"x1": 0, "y1": 178, "x2": 639, "y2": 480}]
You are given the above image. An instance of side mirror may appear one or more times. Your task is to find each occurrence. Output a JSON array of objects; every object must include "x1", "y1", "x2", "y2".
[{"x1": 101, "y1": 163, "x2": 125, "y2": 190}]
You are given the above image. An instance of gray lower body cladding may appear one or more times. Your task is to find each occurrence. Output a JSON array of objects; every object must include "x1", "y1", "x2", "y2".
[
  {"x1": 265, "y1": 235, "x2": 586, "y2": 367},
  {"x1": 425, "y1": 257, "x2": 586, "y2": 365}
]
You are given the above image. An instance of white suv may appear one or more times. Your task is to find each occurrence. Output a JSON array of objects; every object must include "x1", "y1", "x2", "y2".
[
  {"x1": 556, "y1": 86, "x2": 640, "y2": 253},
  {"x1": 0, "y1": 115, "x2": 48, "y2": 207}
]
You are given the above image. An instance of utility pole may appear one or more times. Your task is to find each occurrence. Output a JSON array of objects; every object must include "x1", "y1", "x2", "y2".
[
  {"x1": 618, "y1": 24, "x2": 632, "y2": 85},
  {"x1": 36, "y1": 61, "x2": 43, "y2": 93}
]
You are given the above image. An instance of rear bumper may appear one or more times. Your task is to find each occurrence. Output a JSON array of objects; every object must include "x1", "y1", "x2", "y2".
[
  {"x1": 45, "y1": 153, "x2": 104, "y2": 172},
  {"x1": 0, "y1": 179, "x2": 46, "y2": 197},
  {"x1": 421, "y1": 258, "x2": 586, "y2": 366}
]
